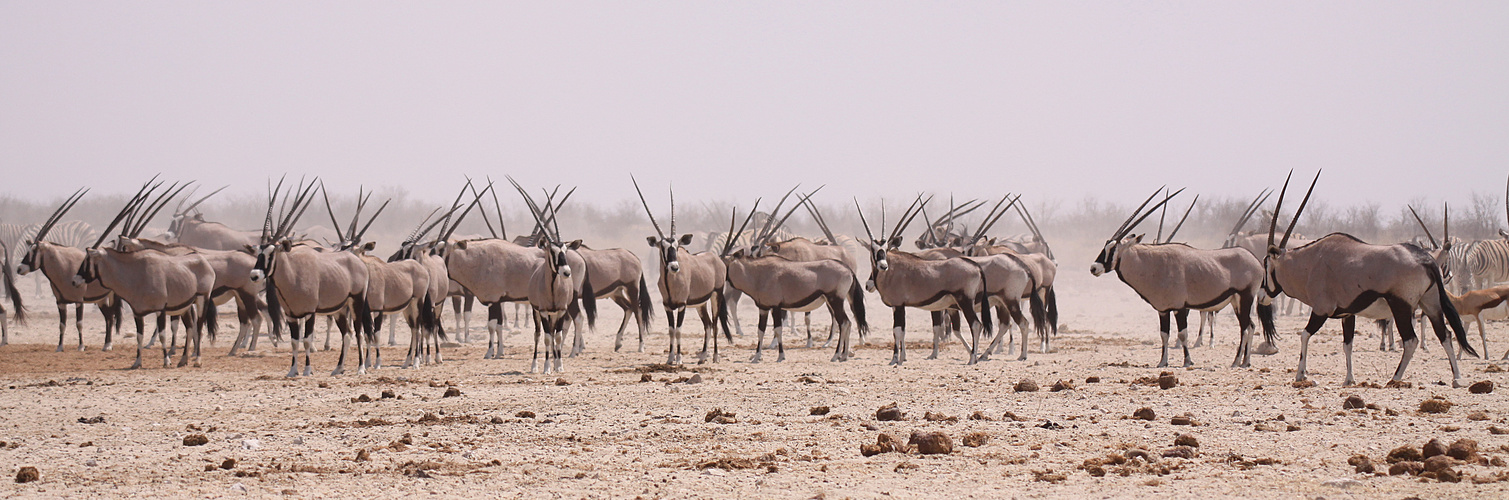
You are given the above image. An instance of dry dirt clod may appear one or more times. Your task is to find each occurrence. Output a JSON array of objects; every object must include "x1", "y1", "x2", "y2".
[
  {"x1": 1342, "y1": 395, "x2": 1365, "y2": 409},
  {"x1": 1157, "y1": 372, "x2": 1178, "y2": 390},
  {"x1": 516, "y1": 410, "x2": 536, "y2": 418},
  {"x1": 353, "y1": 394, "x2": 373, "y2": 403},
  {"x1": 705, "y1": 408, "x2": 737, "y2": 423},
  {"x1": 1448, "y1": 439, "x2": 1479, "y2": 461},
  {"x1": 1388, "y1": 445, "x2": 1423, "y2": 463},
  {"x1": 489, "y1": 416, "x2": 506, "y2": 424},
  {"x1": 1132, "y1": 407, "x2": 1156, "y2": 421},
  {"x1": 862, "y1": 433, "x2": 910, "y2": 456},
  {"x1": 1171, "y1": 414, "x2": 1199, "y2": 426},
  {"x1": 962, "y1": 432, "x2": 990, "y2": 447},
  {"x1": 1487, "y1": 364, "x2": 1505, "y2": 373},
  {"x1": 1349, "y1": 454, "x2": 1375, "y2": 474},
  {"x1": 355, "y1": 449, "x2": 371, "y2": 462},
  {"x1": 1002, "y1": 411, "x2": 1023, "y2": 422},
  {"x1": 810, "y1": 406, "x2": 830, "y2": 416},
  {"x1": 1420, "y1": 397, "x2": 1453, "y2": 414},
  {"x1": 1385, "y1": 379, "x2": 1413, "y2": 389},
  {"x1": 1014, "y1": 379, "x2": 1039, "y2": 392},
  {"x1": 77, "y1": 416, "x2": 105, "y2": 424},
  {"x1": 1051, "y1": 380, "x2": 1074, "y2": 392},
  {"x1": 183, "y1": 434, "x2": 209, "y2": 446},
  {"x1": 923, "y1": 411, "x2": 957, "y2": 423},
  {"x1": 1423, "y1": 438, "x2": 1447, "y2": 459},
  {"x1": 1162, "y1": 446, "x2": 1195, "y2": 459},
  {"x1": 1174, "y1": 433, "x2": 1199, "y2": 448},
  {"x1": 1490, "y1": 426, "x2": 1509, "y2": 435},
  {"x1": 968, "y1": 411, "x2": 992, "y2": 421},
  {"x1": 442, "y1": 387, "x2": 462, "y2": 398},
  {"x1": 909, "y1": 431, "x2": 953, "y2": 455},
  {"x1": 1291, "y1": 379, "x2": 1316, "y2": 389},
  {"x1": 1470, "y1": 380, "x2": 1495, "y2": 394},
  {"x1": 639, "y1": 373, "x2": 653, "y2": 383},
  {"x1": 876, "y1": 403, "x2": 905, "y2": 421},
  {"x1": 554, "y1": 378, "x2": 571, "y2": 386},
  {"x1": 15, "y1": 467, "x2": 38, "y2": 483},
  {"x1": 220, "y1": 458, "x2": 236, "y2": 470},
  {"x1": 1424, "y1": 455, "x2": 1454, "y2": 473},
  {"x1": 1389, "y1": 461, "x2": 1422, "y2": 476},
  {"x1": 380, "y1": 390, "x2": 395, "y2": 399},
  {"x1": 685, "y1": 374, "x2": 703, "y2": 384},
  {"x1": 1085, "y1": 376, "x2": 1101, "y2": 384},
  {"x1": 1468, "y1": 410, "x2": 1490, "y2": 421}
]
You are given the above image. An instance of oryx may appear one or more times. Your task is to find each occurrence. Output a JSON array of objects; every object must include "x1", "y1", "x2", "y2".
[
  {"x1": 116, "y1": 237, "x2": 270, "y2": 356},
  {"x1": 856, "y1": 195, "x2": 992, "y2": 365},
  {"x1": 73, "y1": 180, "x2": 219, "y2": 369},
  {"x1": 510, "y1": 179, "x2": 594, "y2": 373},
  {"x1": 165, "y1": 187, "x2": 263, "y2": 251},
  {"x1": 15, "y1": 188, "x2": 126, "y2": 351},
  {"x1": 634, "y1": 176, "x2": 730, "y2": 365},
  {"x1": 388, "y1": 207, "x2": 458, "y2": 368},
  {"x1": 1261, "y1": 171, "x2": 1477, "y2": 387},
  {"x1": 323, "y1": 185, "x2": 423, "y2": 373},
  {"x1": 248, "y1": 178, "x2": 372, "y2": 377},
  {"x1": 1091, "y1": 187, "x2": 1277, "y2": 368},
  {"x1": 963, "y1": 195, "x2": 1055, "y2": 359}
]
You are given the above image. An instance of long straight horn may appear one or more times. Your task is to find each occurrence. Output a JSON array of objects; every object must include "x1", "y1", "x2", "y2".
[
  {"x1": 630, "y1": 175, "x2": 665, "y2": 239},
  {"x1": 724, "y1": 200, "x2": 765, "y2": 256},
  {"x1": 1443, "y1": 202, "x2": 1450, "y2": 245},
  {"x1": 34, "y1": 187, "x2": 90, "y2": 244},
  {"x1": 406, "y1": 206, "x2": 442, "y2": 243},
  {"x1": 352, "y1": 199, "x2": 390, "y2": 244},
  {"x1": 801, "y1": 198, "x2": 839, "y2": 245},
  {"x1": 487, "y1": 176, "x2": 508, "y2": 240},
  {"x1": 853, "y1": 198, "x2": 875, "y2": 242},
  {"x1": 261, "y1": 175, "x2": 286, "y2": 243},
  {"x1": 760, "y1": 188, "x2": 822, "y2": 246},
  {"x1": 1408, "y1": 205, "x2": 1437, "y2": 247},
  {"x1": 275, "y1": 178, "x2": 321, "y2": 241},
  {"x1": 1114, "y1": 186, "x2": 1167, "y2": 239},
  {"x1": 891, "y1": 194, "x2": 932, "y2": 241},
  {"x1": 974, "y1": 194, "x2": 1018, "y2": 242},
  {"x1": 1155, "y1": 188, "x2": 1171, "y2": 243},
  {"x1": 93, "y1": 180, "x2": 160, "y2": 249},
  {"x1": 130, "y1": 181, "x2": 192, "y2": 238},
  {"x1": 1120, "y1": 187, "x2": 1185, "y2": 240},
  {"x1": 1164, "y1": 195, "x2": 1198, "y2": 243},
  {"x1": 1229, "y1": 188, "x2": 1271, "y2": 237},
  {"x1": 122, "y1": 179, "x2": 174, "y2": 240},
  {"x1": 756, "y1": 185, "x2": 802, "y2": 242},
  {"x1": 320, "y1": 183, "x2": 346, "y2": 240},
  {"x1": 467, "y1": 181, "x2": 498, "y2": 239},
  {"x1": 439, "y1": 182, "x2": 491, "y2": 243},
  {"x1": 434, "y1": 179, "x2": 475, "y2": 241},
  {"x1": 177, "y1": 185, "x2": 227, "y2": 216},
  {"x1": 346, "y1": 187, "x2": 368, "y2": 242},
  {"x1": 668, "y1": 184, "x2": 676, "y2": 237},
  {"x1": 506, "y1": 177, "x2": 549, "y2": 239},
  {"x1": 1279, "y1": 170, "x2": 1321, "y2": 250},
  {"x1": 1267, "y1": 170, "x2": 1295, "y2": 248}
]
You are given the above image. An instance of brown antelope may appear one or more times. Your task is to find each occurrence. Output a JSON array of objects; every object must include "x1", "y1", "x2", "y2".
[
  {"x1": 0, "y1": 239, "x2": 25, "y2": 345},
  {"x1": 509, "y1": 180, "x2": 594, "y2": 373},
  {"x1": 1446, "y1": 285, "x2": 1509, "y2": 359},
  {"x1": 388, "y1": 207, "x2": 456, "y2": 368},
  {"x1": 855, "y1": 195, "x2": 992, "y2": 365},
  {"x1": 249, "y1": 178, "x2": 372, "y2": 377},
  {"x1": 963, "y1": 195, "x2": 1056, "y2": 359},
  {"x1": 577, "y1": 245, "x2": 652, "y2": 353},
  {"x1": 1262, "y1": 171, "x2": 1476, "y2": 387},
  {"x1": 117, "y1": 237, "x2": 270, "y2": 356},
  {"x1": 16, "y1": 188, "x2": 126, "y2": 351},
  {"x1": 73, "y1": 181, "x2": 219, "y2": 369},
  {"x1": 634, "y1": 176, "x2": 729, "y2": 365},
  {"x1": 323, "y1": 185, "x2": 425, "y2": 373},
  {"x1": 1091, "y1": 187, "x2": 1277, "y2": 368},
  {"x1": 165, "y1": 192, "x2": 263, "y2": 251}
]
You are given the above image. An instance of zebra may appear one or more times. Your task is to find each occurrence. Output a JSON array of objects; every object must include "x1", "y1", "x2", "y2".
[
  {"x1": 2, "y1": 220, "x2": 96, "y2": 299},
  {"x1": 1461, "y1": 239, "x2": 1509, "y2": 292}
]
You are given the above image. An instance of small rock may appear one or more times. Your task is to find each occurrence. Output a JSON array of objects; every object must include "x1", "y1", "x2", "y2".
[
  {"x1": 353, "y1": 394, "x2": 373, "y2": 403},
  {"x1": 442, "y1": 387, "x2": 462, "y2": 398},
  {"x1": 220, "y1": 458, "x2": 236, "y2": 470},
  {"x1": 1171, "y1": 415, "x2": 1199, "y2": 426},
  {"x1": 1085, "y1": 376, "x2": 1101, "y2": 384},
  {"x1": 862, "y1": 433, "x2": 909, "y2": 456},
  {"x1": 1014, "y1": 379, "x2": 1039, "y2": 392},
  {"x1": 1424, "y1": 455, "x2": 1454, "y2": 473},
  {"x1": 1388, "y1": 445, "x2": 1423, "y2": 463},
  {"x1": 15, "y1": 467, "x2": 38, "y2": 483},
  {"x1": 962, "y1": 432, "x2": 990, "y2": 447},
  {"x1": 1342, "y1": 395, "x2": 1365, "y2": 409},
  {"x1": 1420, "y1": 397, "x2": 1453, "y2": 414},
  {"x1": 1350, "y1": 455, "x2": 1375, "y2": 474},
  {"x1": 639, "y1": 373, "x2": 653, "y2": 383},
  {"x1": 555, "y1": 378, "x2": 570, "y2": 386},
  {"x1": 1448, "y1": 439, "x2": 1478, "y2": 461},
  {"x1": 1468, "y1": 410, "x2": 1491, "y2": 421},
  {"x1": 85, "y1": 459, "x2": 97, "y2": 467},
  {"x1": 490, "y1": 416, "x2": 506, "y2": 424},
  {"x1": 292, "y1": 436, "x2": 304, "y2": 445},
  {"x1": 810, "y1": 406, "x2": 830, "y2": 416},
  {"x1": 1051, "y1": 380, "x2": 1074, "y2": 392},
  {"x1": 685, "y1": 374, "x2": 703, "y2": 384},
  {"x1": 231, "y1": 483, "x2": 248, "y2": 493},
  {"x1": 1490, "y1": 426, "x2": 1509, "y2": 435},
  {"x1": 1174, "y1": 434, "x2": 1199, "y2": 447},
  {"x1": 876, "y1": 403, "x2": 905, "y2": 421},
  {"x1": 908, "y1": 431, "x2": 953, "y2": 455},
  {"x1": 381, "y1": 390, "x2": 395, "y2": 399},
  {"x1": 77, "y1": 416, "x2": 105, "y2": 424},
  {"x1": 1423, "y1": 438, "x2": 1447, "y2": 458},
  {"x1": 516, "y1": 410, "x2": 536, "y2": 418},
  {"x1": 923, "y1": 411, "x2": 957, "y2": 423},
  {"x1": 894, "y1": 462, "x2": 918, "y2": 472},
  {"x1": 1037, "y1": 420, "x2": 1063, "y2": 430},
  {"x1": 705, "y1": 408, "x2": 736, "y2": 423},
  {"x1": 1162, "y1": 446, "x2": 1195, "y2": 459},
  {"x1": 1002, "y1": 411, "x2": 1023, "y2": 422},
  {"x1": 1487, "y1": 364, "x2": 1505, "y2": 373},
  {"x1": 1157, "y1": 373, "x2": 1178, "y2": 390},
  {"x1": 355, "y1": 449, "x2": 371, "y2": 462},
  {"x1": 1124, "y1": 449, "x2": 1157, "y2": 463},
  {"x1": 1388, "y1": 461, "x2": 1422, "y2": 476},
  {"x1": 241, "y1": 439, "x2": 260, "y2": 450},
  {"x1": 968, "y1": 411, "x2": 992, "y2": 421},
  {"x1": 1292, "y1": 379, "x2": 1317, "y2": 389},
  {"x1": 1322, "y1": 478, "x2": 1362, "y2": 488},
  {"x1": 183, "y1": 434, "x2": 209, "y2": 446},
  {"x1": 1132, "y1": 407, "x2": 1156, "y2": 421},
  {"x1": 1470, "y1": 380, "x2": 1495, "y2": 394}
]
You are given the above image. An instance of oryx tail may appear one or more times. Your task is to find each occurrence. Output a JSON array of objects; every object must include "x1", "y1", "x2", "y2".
[
  {"x1": 848, "y1": 278, "x2": 868, "y2": 340},
  {"x1": 637, "y1": 275, "x2": 654, "y2": 326},
  {"x1": 2, "y1": 242, "x2": 24, "y2": 324},
  {"x1": 1431, "y1": 258, "x2": 1476, "y2": 357}
]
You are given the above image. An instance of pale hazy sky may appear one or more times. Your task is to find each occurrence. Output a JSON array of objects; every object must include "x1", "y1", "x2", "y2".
[{"x1": 3, "y1": 2, "x2": 1507, "y2": 208}]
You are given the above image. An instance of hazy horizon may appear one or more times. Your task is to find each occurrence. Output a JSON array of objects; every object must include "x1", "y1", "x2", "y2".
[{"x1": 3, "y1": 2, "x2": 1507, "y2": 207}]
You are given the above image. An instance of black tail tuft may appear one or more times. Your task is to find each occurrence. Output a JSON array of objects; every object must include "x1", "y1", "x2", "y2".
[
  {"x1": 2, "y1": 247, "x2": 25, "y2": 325},
  {"x1": 637, "y1": 275, "x2": 654, "y2": 326},
  {"x1": 848, "y1": 278, "x2": 869, "y2": 341},
  {"x1": 203, "y1": 296, "x2": 218, "y2": 343},
  {"x1": 716, "y1": 288, "x2": 732, "y2": 342},
  {"x1": 1434, "y1": 265, "x2": 1478, "y2": 358},
  {"x1": 1257, "y1": 301, "x2": 1278, "y2": 346},
  {"x1": 1029, "y1": 288, "x2": 1048, "y2": 342},
  {"x1": 1045, "y1": 286, "x2": 1058, "y2": 335},
  {"x1": 580, "y1": 272, "x2": 597, "y2": 329}
]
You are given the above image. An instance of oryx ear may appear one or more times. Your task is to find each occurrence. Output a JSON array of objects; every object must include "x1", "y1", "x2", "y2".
[
  {"x1": 193, "y1": 213, "x2": 204, "y2": 220},
  {"x1": 243, "y1": 244, "x2": 257, "y2": 254},
  {"x1": 647, "y1": 236, "x2": 659, "y2": 247},
  {"x1": 536, "y1": 238, "x2": 549, "y2": 249},
  {"x1": 1500, "y1": 229, "x2": 1508, "y2": 239},
  {"x1": 887, "y1": 236, "x2": 903, "y2": 249},
  {"x1": 456, "y1": 240, "x2": 468, "y2": 250},
  {"x1": 1131, "y1": 234, "x2": 1143, "y2": 244},
  {"x1": 279, "y1": 240, "x2": 293, "y2": 252},
  {"x1": 362, "y1": 241, "x2": 376, "y2": 252},
  {"x1": 567, "y1": 239, "x2": 582, "y2": 250},
  {"x1": 679, "y1": 233, "x2": 694, "y2": 245}
]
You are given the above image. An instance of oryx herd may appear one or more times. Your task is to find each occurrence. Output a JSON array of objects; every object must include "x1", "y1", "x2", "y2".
[{"x1": 3, "y1": 171, "x2": 1509, "y2": 390}]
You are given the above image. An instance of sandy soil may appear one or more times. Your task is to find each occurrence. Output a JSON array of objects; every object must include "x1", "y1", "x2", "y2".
[{"x1": 3, "y1": 268, "x2": 1509, "y2": 499}]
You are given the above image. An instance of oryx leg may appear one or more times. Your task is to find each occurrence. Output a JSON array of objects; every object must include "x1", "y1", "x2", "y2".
[
  {"x1": 1174, "y1": 309, "x2": 1193, "y2": 367},
  {"x1": 1472, "y1": 316, "x2": 1489, "y2": 360},
  {"x1": 1013, "y1": 301, "x2": 1032, "y2": 361},
  {"x1": 1387, "y1": 298, "x2": 1422, "y2": 384},
  {"x1": 155, "y1": 314, "x2": 171, "y2": 368},
  {"x1": 763, "y1": 309, "x2": 780, "y2": 350},
  {"x1": 1156, "y1": 312, "x2": 1172, "y2": 368},
  {"x1": 1233, "y1": 294, "x2": 1255, "y2": 368},
  {"x1": 927, "y1": 311, "x2": 947, "y2": 360},
  {"x1": 612, "y1": 294, "x2": 633, "y2": 352},
  {"x1": 1377, "y1": 319, "x2": 1394, "y2": 352},
  {"x1": 568, "y1": 301, "x2": 585, "y2": 358},
  {"x1": 669, "y1": 305, "x2": 684, "y2": 365},
  {"x1": 828, "y1": 297, "x2": 851, "y2": 362},
  {"x1": 55, "y1": 302, "x2": 68, "y2": 352},
  {"x1": 751, "y1": 307, "x2": 770, "y2": 363},
  {"x1": 285, "y1": 318, "x2": 302, "y2": 378},
  {"x1": 175, "y1": 310, "x2": 200, "y2": 368},
  {"x1": 698, "y1": 304, "x2": 719, "y2": 364},
  {"x1": 1295, "y1": 313, "x2": 1328, "y2": 382},
  {"x1": 890, "y1": 307, "x2": 907, "y2": 366},
  {"x1": 530, "y1": 309, "x2": 543, "y2": 373},
  {"x1": 321, "y1": 316, "x2": 333, "y2": 351},
  {"x1": 725, "y1": 287, "x2": 746, "y2": 337},
  {"x1": 1341, "y1": 315, "x2": 1357, "y2": 386},
  {"x1": 804, "y1": 311, "x2": 813, "y2": 349},
  {"x1": 1425, "y1": 312, "x2": 1465, "y2": 388},
  {"x1": 129, "y1": 314, "x2": 148, "y2": 370},
  {"x1": 102, "y1": 299, "x2": 119, "y2": 351},
  {"x1": 484, "y1": 302, "x2": 502, "y2": 359}
]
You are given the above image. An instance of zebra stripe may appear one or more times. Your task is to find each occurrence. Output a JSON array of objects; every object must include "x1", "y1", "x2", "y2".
[
  {"x1": 1465, "y1": 239, "x2": 1509, "y2": 290},
  {"x1": 0, "y1": 223, "x2": 35, "y2": 261},
  {"x1": 703, "y1": 227, "x2": 800, "y2": 254},
  {"x1": 40, "y1": 220, "x2": 98, "y2": 248}
]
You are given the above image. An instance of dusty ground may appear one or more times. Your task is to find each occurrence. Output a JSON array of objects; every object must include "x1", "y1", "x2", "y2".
[{"x1": 3, "y1": 269, "x2": 1509, "y2": 499}]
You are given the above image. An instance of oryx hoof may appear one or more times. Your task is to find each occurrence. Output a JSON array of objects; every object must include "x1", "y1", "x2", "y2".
[
  {"x1": 1157, "y1": 360, "x2": 1169, "y2": 368},
  {"x1": 103, "y1": 343, "x2": 113, "y2": 351},
  {"x1": 286, "y1": 368, "x2": 299, "y2": 378},
  {"x1": 1254, "y1": 342, "x2": 1279, "y2": 356},
  {"x1": 129, "y1": 361, "x2": 143, "y2": 370},
  {"x1": 55, "y1": 345, "x2": 64, "y2": 353},
  {"x1": 302, "y1": 367, "x2": 312, "y2": 377},
  {"x1": 776, "y1": 354, "x2": 785, "y2": 363},
  {"x1": 750, "y1": 355, "x2": 762, "y2": 364},
  {"x1": 78, "y1": 345, "x2": 86, "y2": 352},
  {"x1": 925, "y1": 354, "x2": 939, "y2": 360},
  {"x1": 976, "y1": 353, "x2": 991, "y2": 362},
  {"x1": 1182, "y1": 359, "x2": 1194, "y2": 368},
  {"x1": 636, "y1": 345, "x2": 645, "y2": 353},
  {"x1": 1294, "y1": 373, "x2": 1307, "y2": 382},
  {"x1": 1452, "y1": 379, "x2": 1466, "y2": 389},
  {"x1": 331, "y1": 367, "x2": 345, "y2": 376}
]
